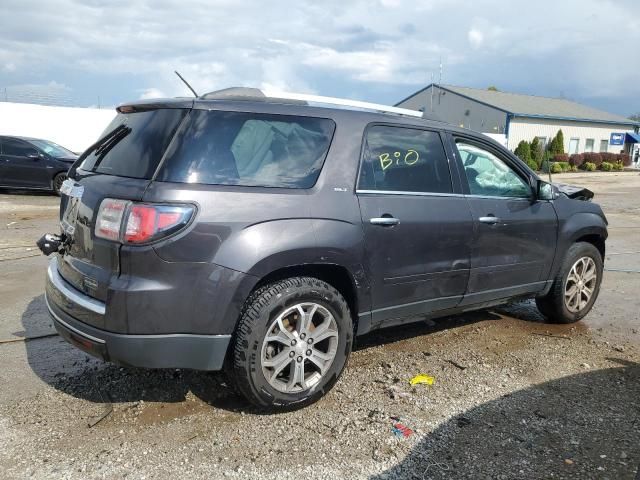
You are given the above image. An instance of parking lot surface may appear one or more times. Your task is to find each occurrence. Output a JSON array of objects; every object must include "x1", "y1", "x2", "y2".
[{"x1": 1, "y1": 172, "x2": 639, "y2": 479}]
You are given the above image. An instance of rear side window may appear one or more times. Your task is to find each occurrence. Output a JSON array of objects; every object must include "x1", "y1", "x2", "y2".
[
  {"x1": 78, "y1": 109, "x2": 187, "y2": 179},
  {"x1": 358, "y1": 125, "x2": 452, "y2": 194},
  {"x1": 157, "y1": 110, "x2": 335, "y2": 188}
]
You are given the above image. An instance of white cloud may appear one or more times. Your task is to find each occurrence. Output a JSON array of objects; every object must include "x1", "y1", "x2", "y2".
[
  {"x1": 0, "y1": 0, "x2": 638, "y2": 112},
  {"x1": 468, "y1": 29, "x2": 484, "y2": 49},
  {"x1": 138, "y1": 88, "x2": 167, "y2": 100}
]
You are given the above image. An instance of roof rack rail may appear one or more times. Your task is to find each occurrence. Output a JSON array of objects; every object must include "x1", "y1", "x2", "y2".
[
  {"x1": 262, "y1": 89, "x2": 423, "y2": 118},
  {"x1": 200, "y1": 86, "x2": 423, "y2": 118}
]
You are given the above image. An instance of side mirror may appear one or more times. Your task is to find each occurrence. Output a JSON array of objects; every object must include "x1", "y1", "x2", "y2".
[{"x1": 536, "y1": 179, "x2": 556, "y2": 201}]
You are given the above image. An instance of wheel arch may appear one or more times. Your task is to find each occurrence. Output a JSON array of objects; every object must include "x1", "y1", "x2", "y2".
[{"x1": 253, "y1": 263, "x2": 360, "y2": 330}]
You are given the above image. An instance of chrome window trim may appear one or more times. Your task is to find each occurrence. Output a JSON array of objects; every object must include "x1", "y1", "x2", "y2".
[
  {"x1": 356, "y1": 189, "x2": 534, "y2": 201},
  {"x1": 356, "y1": 189, "x2": 464, "y2": 198},
  {"x1": 463, "y1": 193, "x2": 531, "y2": 201},
  {"x1": 47, "y1": 257, "x2": 106, "y2": 316}
]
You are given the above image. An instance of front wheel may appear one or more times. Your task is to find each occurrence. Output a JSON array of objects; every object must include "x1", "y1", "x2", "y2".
[
  {"x1": 229, "y1": 277, "x2": 353, "y2": 409},
  {"x1": 52, "y1": 173, "x2": 67, "y2": 195},
  {"x1": 536, "y1": 242, "x2": 603, "y2": 323}
]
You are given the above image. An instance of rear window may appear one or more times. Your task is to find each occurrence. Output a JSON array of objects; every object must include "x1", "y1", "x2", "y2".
[
  {"x1": 78, "y1": 109, "x2": 187, "y2": 179},
  {"x1": 157, "y1": 110, "x2": 336, "y2": 188}
]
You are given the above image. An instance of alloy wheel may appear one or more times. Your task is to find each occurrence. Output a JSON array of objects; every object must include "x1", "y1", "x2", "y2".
[
  {"x1": 261, "y1": 302, "x2": 339, "y2": 393},
  {"x1": 564, "y1": 256, "x2": 597, "y2": 313}
]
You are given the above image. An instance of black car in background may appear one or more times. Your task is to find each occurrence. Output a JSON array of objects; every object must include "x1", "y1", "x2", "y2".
[{"x1": 0, "y1": 136, "x2": 78, "y2": 194}]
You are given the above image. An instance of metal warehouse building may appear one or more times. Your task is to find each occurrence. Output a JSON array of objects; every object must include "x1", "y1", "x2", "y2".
[{"x1": 396, "y1": 85, "x2": 640, "y2": 160}]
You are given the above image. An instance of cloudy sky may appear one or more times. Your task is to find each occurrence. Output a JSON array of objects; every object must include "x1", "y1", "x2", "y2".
[{"x1": 0, "y1": 0, "x2": 638, "y2": 116}]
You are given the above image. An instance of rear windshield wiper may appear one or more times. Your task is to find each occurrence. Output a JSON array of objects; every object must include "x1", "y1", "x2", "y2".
[
  {"x1": 78, "y1": 124, "x2": 129, "y2": 162},
  {"x1": 95, "y1": 125, "x2": 131, "y2": 156}
]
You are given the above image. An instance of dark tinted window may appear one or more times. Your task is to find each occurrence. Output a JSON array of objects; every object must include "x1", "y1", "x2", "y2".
[
  {"x1": 2, "y1": 138, "x2": 37, "y2": 157},
  {"x1": 78, "y1": 109, "x2": 187, "y2": 179},
  {"x1": 358, "y1": 126, "x2": 452, "y2": 193},
  {"x1": 157, "y1": 110, "x2": 335, "y2": 188}
]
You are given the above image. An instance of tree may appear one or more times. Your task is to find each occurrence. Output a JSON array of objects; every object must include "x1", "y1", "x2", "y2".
[
  {"x1": 629, "y1": 113, "x2": 640, "y2": 122},
  {"x1": 530, "y1": 137, "x2": 544, "y2": 167},
  {"x1": 487, "y1": 86, "x2": 499, "y2": 91},
  {"x1": 549, "y1": 129, "x2": 565, "y2": 155},
  {"x1": 514, "y1": 140, "x2": 532, "y2": 163}
]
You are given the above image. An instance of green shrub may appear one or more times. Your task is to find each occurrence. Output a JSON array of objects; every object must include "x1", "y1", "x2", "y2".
[
  {"x1": 556, "y1": 161, "x2": 571, "y2": 172},
  {"x1": 569, "y1": 164, "x2": 578, "y2": 172},
  {"x1": 530, "y1": 137, "x2": 544, "y2": 167},
  {"x1": 601, "y1": 162, "x2": 614, "y2": 171},
  {"x1": 612, "y1": 161, "x2": 624, "y2": 171},
  {"x1": 583, "y1": 152, "x2": 603, "y2": 167},
  {"x1": 514, "y1": 140, "x2": 532, "y2": 163},
  {"x1": 582, "y1": 162, "x2": 596, "y2": 171},
  {"x1": 548, "y1": 130, "x2": 565, "y2": 155},
  {"x1": 619, "y1": 153, "x2": 632, "y2": 166},
  {"x1": 550, "y1": 162, "x2": 563, "y2": 174},
  {"x1": 526, "y1": 159, "x2": 538, "y2": 171}
]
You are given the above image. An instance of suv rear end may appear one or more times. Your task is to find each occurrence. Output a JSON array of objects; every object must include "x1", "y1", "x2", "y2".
[{"x1": 43, "y1": 97, "x2": 340, "y2": 372}]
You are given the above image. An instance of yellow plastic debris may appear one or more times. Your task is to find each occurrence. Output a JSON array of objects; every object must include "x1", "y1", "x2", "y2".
[{"x1": 409, "y1": 374, "x2": 435, "y2": 386}]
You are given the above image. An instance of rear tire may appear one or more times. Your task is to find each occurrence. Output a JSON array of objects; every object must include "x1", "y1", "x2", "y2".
[
  {"x1": 53, "y1": 173, "x2": 67, "y2": 195},
  {"x1": 536, "y1": 242, "x2": 603, "y2": 323},
  {"x1": 229, "y1": 277, "x2": 353, "y2": 409}
]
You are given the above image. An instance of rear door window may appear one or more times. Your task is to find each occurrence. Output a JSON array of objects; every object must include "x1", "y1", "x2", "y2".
[
  {"x1": 78, "y1": 109, "x2": 187, "y2": 179},
  {"x1": 357, "y1": 125, "x2": 452, "y2": 194},
  {"x1": 157, "y1": 110, "x2": 336, "y2": 188}
]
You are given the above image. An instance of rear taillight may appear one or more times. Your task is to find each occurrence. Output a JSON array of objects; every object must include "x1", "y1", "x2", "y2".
[
  {"x1": 95, "y1": 198, "x2": 129, "y2": 241},
  {"x1": 95, "y1": 198, "x2": 194, "y2": 244}
]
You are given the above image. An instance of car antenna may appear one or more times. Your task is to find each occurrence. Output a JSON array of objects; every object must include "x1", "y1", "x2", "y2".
[{"x1": 174, "y1": 70, "x2": 199, "y2": 98}]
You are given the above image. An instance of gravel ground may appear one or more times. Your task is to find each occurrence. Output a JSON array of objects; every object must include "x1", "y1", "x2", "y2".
[{"x1": 0, "y1": 172, "x2": 639, "y2": 480}]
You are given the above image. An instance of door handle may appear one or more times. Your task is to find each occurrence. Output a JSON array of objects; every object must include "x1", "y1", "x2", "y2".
[
  {"x1": 370, "y1": 217, "x2": 400, "y2": 226},
  {"x1": 479, "y1": 216, "x2": 501, "y2": 224}
]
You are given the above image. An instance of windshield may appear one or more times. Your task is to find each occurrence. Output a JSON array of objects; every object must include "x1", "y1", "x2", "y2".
[
  {"x1": 29, "y1": 139, "x2": 76, "y2": 157},
  {"x1": 78, "y1": 108, "x2": 187, "y2": 179}
]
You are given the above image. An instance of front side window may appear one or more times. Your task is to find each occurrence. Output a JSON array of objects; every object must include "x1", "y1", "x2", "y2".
[
  {"x1": 357, "y1": 125, "x2": 452, "y2": 194},
  {"x1": 29, "y1": 139, "x2": 76, "y2": 157},
  {"x1": 158, "y1": 111, "x2": 335, "y2": 189},
  {"x1": 2, "y1": 138, "x2": 37, "y2": 157},
  {"x1": 455, "y1": 141, "x2": 530, "y2": 198}
]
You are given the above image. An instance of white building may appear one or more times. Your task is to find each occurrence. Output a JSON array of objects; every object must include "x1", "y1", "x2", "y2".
[
  {"x1": 0, "y1": 102, "x2": 115, "y2": 153},
  {"x1": 396, "y1": 85, "x2": 640, "y2": 160}
]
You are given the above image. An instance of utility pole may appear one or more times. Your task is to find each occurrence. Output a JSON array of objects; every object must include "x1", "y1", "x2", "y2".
[{"x1": 430, "y1": 73, "x2": 434, "y2": 112}]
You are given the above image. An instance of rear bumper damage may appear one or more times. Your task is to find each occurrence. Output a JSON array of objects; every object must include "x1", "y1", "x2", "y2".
[{"x1": 45, "y1": 257, "x2": 231, "y2": 370}]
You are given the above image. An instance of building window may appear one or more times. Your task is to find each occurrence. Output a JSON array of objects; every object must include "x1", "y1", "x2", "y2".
[
  {"x1": 585, "y1": 138, "x2": 595, "y2": 153},
  {"x1": 599, "y1": 139, "x2": 608, "y2": 152},
  {"x1": 536, "y1": 136, "x2": 547, "y2": 148},
  {"x1": 569, "y1": 138, "x2": 580, "y2": 154}
]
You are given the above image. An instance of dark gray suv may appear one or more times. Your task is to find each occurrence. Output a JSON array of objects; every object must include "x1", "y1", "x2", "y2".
[{"x1": 40, "y1": 88, "x2": 607, "y2": 408}]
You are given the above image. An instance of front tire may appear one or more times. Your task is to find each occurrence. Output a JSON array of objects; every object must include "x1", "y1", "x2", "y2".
[
  {"x1": 536, "y1": 242, "x2": 603, "y2": 323},
  {"x1": 229, "y1": 277, "x2": 353, "y2": 409},
  {"x1": 53, "y1": 173, "x2": 67, "y2": 195}
]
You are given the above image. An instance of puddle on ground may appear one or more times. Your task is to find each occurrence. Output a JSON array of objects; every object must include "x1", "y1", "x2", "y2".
[{"x1": 118, "y1": 397, "x2": 243, "y2": 426}]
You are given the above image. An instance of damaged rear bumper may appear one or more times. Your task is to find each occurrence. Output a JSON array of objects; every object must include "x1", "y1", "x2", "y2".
[{"x1": 45, "y1": 257, "x2": 231, "y2": 371}]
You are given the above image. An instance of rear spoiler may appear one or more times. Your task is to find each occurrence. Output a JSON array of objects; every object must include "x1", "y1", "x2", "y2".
[{"x1": 116, "y1": 98, "x2": 194, "y2": 113}]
